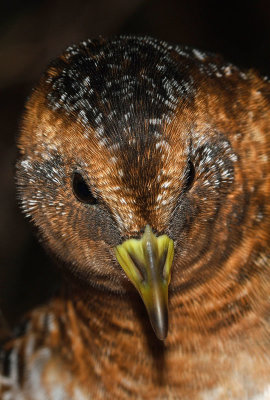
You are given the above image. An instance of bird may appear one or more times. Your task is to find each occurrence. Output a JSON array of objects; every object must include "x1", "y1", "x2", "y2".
[{"x1": 1, "y1": 34, "x2": 270, "y2": 399}]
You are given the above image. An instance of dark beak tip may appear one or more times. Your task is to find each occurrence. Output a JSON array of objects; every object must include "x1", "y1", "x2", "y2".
[
  {"x1": 155, "y1": 328, "x2": 168, "y2": 341},
  {"x1": 149, "y1": 311, "x2": 168, "y2": 341}
]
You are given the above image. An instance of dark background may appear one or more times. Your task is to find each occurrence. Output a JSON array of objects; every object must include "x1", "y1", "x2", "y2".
[{"x1": 1, "y1": 0, "x2": 270, "y2": 336}]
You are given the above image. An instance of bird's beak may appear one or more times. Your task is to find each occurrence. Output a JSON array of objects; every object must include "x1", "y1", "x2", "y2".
[{"x1": 114, "y1": 225, "x2": 174, "y2": 340}]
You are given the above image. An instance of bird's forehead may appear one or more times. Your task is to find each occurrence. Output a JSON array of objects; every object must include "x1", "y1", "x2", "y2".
[
  {"x1": 72, "y1": 119, "x2": 188, "y2": 234},
  {"x1": 88, "y1": 147, "x2": 186, "y2": 235}
]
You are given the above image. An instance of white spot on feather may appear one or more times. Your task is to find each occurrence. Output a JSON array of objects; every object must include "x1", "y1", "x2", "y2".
[{"x1": 193, "y1": 49, "x2": 206, "y2": 61}]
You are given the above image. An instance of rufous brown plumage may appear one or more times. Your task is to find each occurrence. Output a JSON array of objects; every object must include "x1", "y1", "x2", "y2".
[{"x1": 1, "y1": 35, "x2": 270, "y2": 399}]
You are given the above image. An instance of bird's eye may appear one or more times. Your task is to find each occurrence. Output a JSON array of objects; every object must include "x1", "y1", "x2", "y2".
[
  {"x1": 72, "y1": 172, "x2": 97, "y2": 204},
  {"x1": 184, "y1": 160, "x2": 195, "y2": 191}
]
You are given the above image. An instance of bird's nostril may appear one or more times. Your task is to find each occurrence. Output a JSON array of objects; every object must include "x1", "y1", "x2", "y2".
[
  {"x1": 128, "y1": 253, "x2": 146, "y2": 282},
  {"x1": 160, "y1": 247, "x2": 168, "y2": 279}
]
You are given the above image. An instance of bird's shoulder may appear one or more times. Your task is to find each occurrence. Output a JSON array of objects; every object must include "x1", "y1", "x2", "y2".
[{"x1": 0, "y1": 299, "x2": 92, "y2": 400}]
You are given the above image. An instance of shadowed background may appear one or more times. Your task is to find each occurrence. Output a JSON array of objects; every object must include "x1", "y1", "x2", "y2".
[{"x1": 1, "y1": 0, "x2": 270, "y2": 335}]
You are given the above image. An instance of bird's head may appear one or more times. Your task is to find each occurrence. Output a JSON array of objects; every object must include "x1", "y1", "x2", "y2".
[{"x1": 17, "y1": 36, "x2": 249, "y2": 340}]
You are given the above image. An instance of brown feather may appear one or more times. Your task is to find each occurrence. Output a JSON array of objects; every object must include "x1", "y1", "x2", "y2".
[{"x1": 2, "y1": 35, "x2": 270, "y2": 399}]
